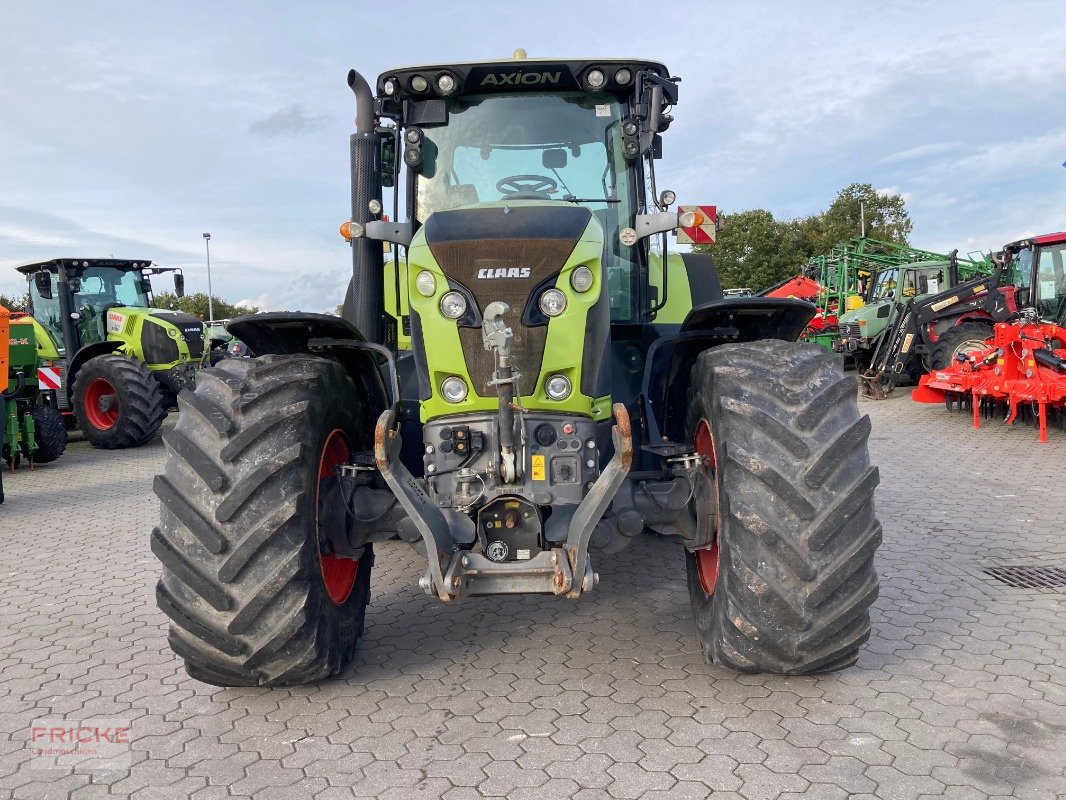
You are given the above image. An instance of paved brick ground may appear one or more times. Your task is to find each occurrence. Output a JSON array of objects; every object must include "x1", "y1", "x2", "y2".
[{"x1": 1, "y1": 391, "x2": 1063, "y2": 799}]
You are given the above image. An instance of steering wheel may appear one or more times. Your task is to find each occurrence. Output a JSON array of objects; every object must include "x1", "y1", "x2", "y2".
[{"x1": 496, "y1": 174, "x2": 558, "y2": 200}]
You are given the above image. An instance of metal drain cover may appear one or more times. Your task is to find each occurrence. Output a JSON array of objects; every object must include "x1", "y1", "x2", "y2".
[{"x1": 982, "y1": 565, "x2": 1066, "y2": 590}]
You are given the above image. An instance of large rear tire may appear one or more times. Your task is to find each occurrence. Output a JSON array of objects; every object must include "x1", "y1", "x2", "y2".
[
  {"x1": 685, "y1": 341, "x2": 881, "y2": 674},
  {"x1": 72, "y1": 354, "x2": 166, "y2": 449},
  {"x1": 153, "y1": 354, "x2": 372, "y2": 686},
  {"x1": 930, "y1": 322, "x2": 992, "y2": 370},
  {"x1": 27, "y1": 404, "x2": 67, "y2": 463}
]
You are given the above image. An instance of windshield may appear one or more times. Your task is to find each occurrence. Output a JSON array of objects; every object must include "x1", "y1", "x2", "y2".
[
  {"x1": 417, "y1": 91, "x2": 641, "y2": 321},
  {"x1": 1035, "y1": 243, "x2": 1066, "y2": 322},
  {"x1": 870, "y1": 268, "x2": 898, "y2": 300}
]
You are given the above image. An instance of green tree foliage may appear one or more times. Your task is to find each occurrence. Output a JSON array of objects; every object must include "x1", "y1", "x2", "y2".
[
  {"x1": 696, "y1": 183, "x2": 913, "y2": 290},
  {"x1": 153, "y1": 292, "x2": 258, "y2": 321},
  {"x1": 807, "y1": 183, "x2": 913, "y2": 254},
  {"x1": 0, "y1": 292, "x2": 29, "y2": 312},
  {"x1": 702, "y1": 210, "x2": 814, "y2": 292}
]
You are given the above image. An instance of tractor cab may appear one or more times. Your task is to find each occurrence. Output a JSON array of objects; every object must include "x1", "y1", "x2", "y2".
[
  {"x1": 1003, "y1": 232, "x2": 1066, "y2": 324},
  {"x1": 15, "y1": 258, "x2": 203, "y2": 448}
]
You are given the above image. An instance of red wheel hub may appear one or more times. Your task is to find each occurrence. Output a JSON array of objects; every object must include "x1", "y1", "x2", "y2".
[
  {"x1": 83, "y1": 378, "x2": 119, "y2": 430},
  {"x1": 317, "y1": 429, "x2": 358, "y2": 604},
  {"x1": 693, "y1": 419, "x2": 721, "y2": 596}
]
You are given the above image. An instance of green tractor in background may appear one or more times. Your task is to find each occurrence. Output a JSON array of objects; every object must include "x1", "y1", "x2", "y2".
[
  {"x1": 2, "y1": 313, "x2": 67, "y2": 468},
  {"x1": 836, "y1": 252, "x2": 995, "y2": 378},
  {"x1": 154, "y1": 52, "x2": 882, "y2": 687},
  {"x1": 16, "y1": 258, "x2": 205, "y2": 448}
]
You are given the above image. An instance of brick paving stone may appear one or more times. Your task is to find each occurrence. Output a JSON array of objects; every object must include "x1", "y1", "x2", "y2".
[{"x1": 0, "y1": 392, "x2": 1062, "y2": 799}]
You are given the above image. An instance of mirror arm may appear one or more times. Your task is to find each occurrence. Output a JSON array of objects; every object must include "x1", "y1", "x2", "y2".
[{"x1": 365, "y1": 220, "x2": 413, "y2": 247}]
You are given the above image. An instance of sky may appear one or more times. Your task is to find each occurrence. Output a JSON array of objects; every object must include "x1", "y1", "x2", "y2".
[{"x1": 1, "y1": 1, "x2": 1064, "y2": 311}]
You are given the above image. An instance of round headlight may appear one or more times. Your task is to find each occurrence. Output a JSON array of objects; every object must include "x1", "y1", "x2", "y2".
[
  {"x1": 570, "y1": 266, "x2": 594, "y2": 293},
  {"x1": 545, "y1": 374, "x2": 572, "y2": 401},
  {"x1": 409, "y1": 74, "x2": 429, "y2": 93},
  {"x1": 614, "y1": 68, "x2": 632, "y2": 85},
  {"x1": 441, "y1": 376, "x2": 468, "y2": 403},
  {"x1": 440, "y1": 291, "x2": 467, "y2": 319},
  {"x1": 368, "y1": 199, "x2": 382, "y2": 215},
  {"x1": 437, "y1": 73, "x2": 456, "y2": 95},
  {"x1": 658, "y1": 189, "x2": 676, "y2": 207},
  {"x1": 585, "y1": 68, "x2": 606, "y2": 90},
  {"x1": 619, "y1": 227, "x2": 638, "y2": 247},
  {"x1": 539, "y1": 288, "x2": 567, "y2": 316},
  {"x1": 415, "y1": 270, "x2": 437, "y2": 297},
  {"x1": 383, "y1": 79, "x2": 397, "y2": 96},
  {"x1": 404, "y1": 127, "x2": 422, "y2": 144}
]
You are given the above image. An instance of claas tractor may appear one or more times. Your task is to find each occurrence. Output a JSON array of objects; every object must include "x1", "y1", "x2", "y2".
[
  {"x1": 2, "y1": 313, "x2": 67, "y2": 469},
  {"x1": 153, "y1": 53, "x2": 882, "y2": 687},
  {"x1": 16, "y1": 258, "x2": 204, "y2": 449}
]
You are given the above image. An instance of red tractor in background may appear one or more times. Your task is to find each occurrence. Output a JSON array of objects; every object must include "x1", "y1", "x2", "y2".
[{"x1": 913, "y1": 232, "x2": 1066, "y2": 441}]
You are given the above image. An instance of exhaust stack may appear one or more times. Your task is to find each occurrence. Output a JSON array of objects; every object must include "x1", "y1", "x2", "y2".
[{"x1": 346, "y1": 69, "x2": 385, "y2": 344}]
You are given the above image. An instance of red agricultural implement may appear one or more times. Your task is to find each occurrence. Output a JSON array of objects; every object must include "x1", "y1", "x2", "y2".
[
  {"x1": 912, "y1": 231, "x2": 1066, "y2": 442},
  {"x1": 913, "y1": 312, "x2": 1066, "y2": 442}
]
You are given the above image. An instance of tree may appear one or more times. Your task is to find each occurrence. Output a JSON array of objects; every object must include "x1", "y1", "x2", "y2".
[
  {"x1": 696, "y1": 210, "x2": 813, "y2": 291},
  {"x1": 695, "y1": 183, "x2": 913, "y2": 291},
  {"x1": 0, "y1": 292, "x2": 29, "y2": 312},
  {"x1": 153, "y1": 292, "x2": 258, "y2": 321},
  {"x1": 807, "y1": 183, "x2": 912, "y2": 254}
]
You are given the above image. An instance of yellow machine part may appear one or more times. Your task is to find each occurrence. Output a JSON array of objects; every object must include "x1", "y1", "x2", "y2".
[
  {"x1": 0, "y1": 304, "x2": 9, "y2": 393},
  {"x1": 845, "y1": 294, "x2": 865, "y2": 311}
]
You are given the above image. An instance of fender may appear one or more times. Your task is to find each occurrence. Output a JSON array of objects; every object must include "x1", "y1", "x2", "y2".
[
  {"x1": 227, "y1": 312, "x2": 396, "y2": 447},
  {"x1": 68, "y1": 341, "x2": 124, "y2": 402},
  {"x1": 643, "y1": 298, "x2": 817, "y2": 448}
]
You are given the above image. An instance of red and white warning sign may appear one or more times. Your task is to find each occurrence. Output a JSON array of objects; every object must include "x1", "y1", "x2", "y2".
[
  {"x1": 676, "y1": 205, "x2": 718, "y2": 245},
  {"x1": 37, "y1": 366, "x2": 62, "y2": 390}
]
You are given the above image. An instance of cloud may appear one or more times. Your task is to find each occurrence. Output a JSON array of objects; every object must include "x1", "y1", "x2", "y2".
[
  {"x1": 879, "y1": 142, "x2": 962, "y2": 164},
  {"x1": 249, "y1": 104, "x2": 329, "y2": 137}
]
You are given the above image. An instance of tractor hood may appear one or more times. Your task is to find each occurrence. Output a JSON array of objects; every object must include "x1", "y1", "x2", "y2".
[
  {"x1": 838, "y1": 299, "x2": 887, "y2": 328},
  {"x1": 405, "y1": 201, "x2": 610, "y2": 421},
  {"x1": 103, "y1": 307, "x2": 206, "y2": 362}
]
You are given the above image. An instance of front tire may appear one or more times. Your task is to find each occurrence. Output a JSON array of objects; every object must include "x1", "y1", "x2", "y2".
[
  {"x1": 26, "y1": 404, "x2": 67, "y2": 463},
  {"x1": 72, "y1": 354, "x2": 166, "y2": 448},
  {"x1": 685, "y1": 341, "x2": 881, "y2": 674},
  {"x1": 153, "y1": 355, "x2": 373, "y2": 686},
  {"x1": 930, "y1": 322, "x2": 992, "y2": 370}
]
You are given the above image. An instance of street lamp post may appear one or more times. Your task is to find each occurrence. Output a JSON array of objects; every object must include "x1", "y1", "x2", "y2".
[{"x1": 202, "y1": 232, "x2": 214, "y2": 325}]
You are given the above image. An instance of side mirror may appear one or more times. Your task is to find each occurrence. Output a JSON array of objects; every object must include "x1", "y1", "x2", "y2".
[
  {"x1": 34, "y1": 271, "x2": 53, "y2": 300},
  {"x1": 174, "y1": 272, "x2": 185, "y2": 298}
]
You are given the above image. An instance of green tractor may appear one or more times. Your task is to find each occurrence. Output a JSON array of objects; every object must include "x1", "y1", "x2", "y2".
[
  {"x1": 154, "y1": 53, "x2": 882, "y2": 686},
  {"x1": 2, "y1": 313, "x2": 67, "y2": 468},
  {"x1": 836, "y1": 253, "x2": 995, "y2": 378},
  {"x1": 16, "y1": 258, "x2": 204, "y2": 448}
]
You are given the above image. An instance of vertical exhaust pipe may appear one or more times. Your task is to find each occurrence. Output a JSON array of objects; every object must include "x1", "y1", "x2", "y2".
[{"x1": 347, "y1": 69, "x2": 385, "y2": 344}]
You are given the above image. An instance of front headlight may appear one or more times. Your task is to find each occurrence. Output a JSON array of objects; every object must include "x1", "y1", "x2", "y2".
[
  {"x1": 570, "y1": 266, "x2": 594, "y2": 293},
  {"x1": 440, "y1": 291, "x2": 467, "y2": 319},
  {"x1": 441, "y1": 376, "x2": 469, "y2": 403},
  {"x1": 539, "y1": 288, "x2": 567, "y2": 317},
  {"x1": 415, "y1": 270, "x2": 437, "y2": 297},
  {"x1": 545, "y1": 374, "x2": 572, "y2": 400}
]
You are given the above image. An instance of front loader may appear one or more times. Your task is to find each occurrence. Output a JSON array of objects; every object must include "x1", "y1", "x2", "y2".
[
  {"x1": 16, "y1": 259, "x2": 202, "y2": 448},
  {"x1": 154, "y1": 53, "x2": 881, "y2": 686}
]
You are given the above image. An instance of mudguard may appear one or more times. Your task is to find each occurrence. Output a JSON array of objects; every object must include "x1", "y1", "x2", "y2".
[
  {"x1": 644, "y1": 298, "x2": 818, "y2": 446},
  {"x1": 227, "y1": 312, "x2": 396, "y2": 433}
]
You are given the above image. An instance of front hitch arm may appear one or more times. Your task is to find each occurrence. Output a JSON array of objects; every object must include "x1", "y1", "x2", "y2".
[
  {"x1": 373, "y1": 408, "x2": 456, "y2": 601},
  {"x1": 565, "y1": 403, "x2": 633, "y2": 598}
]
